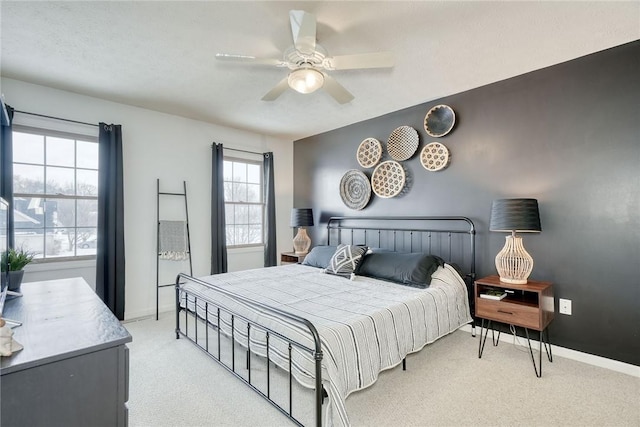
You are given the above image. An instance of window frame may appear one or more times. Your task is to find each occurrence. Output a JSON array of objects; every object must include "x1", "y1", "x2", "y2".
[
  {"x1": 12, "y1": 125, "x2": 99, "y2": 263},
  {"x1": 223, "y1": 156, "x2": 265, "y2": 249}
]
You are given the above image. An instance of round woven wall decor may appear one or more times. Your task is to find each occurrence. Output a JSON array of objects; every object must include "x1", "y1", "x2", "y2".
[
  {"x1": 339, "y1": 169, "x2": 372, "y2": 210},
  {"x1": 356, "y1": 138, "x2": 382, "y2": 168},
  {"x1": 424, "y1": 104, "x2": 456, "y2": 137},
  {"x1": 420, "y1": 142, "x2": 450, "y2": 172},
  {"x1": 371, "y1": 160, "x2": 405, "y2": 198},
  {"x1": 387, "y1": 126, "x2": 419, "y2": 161}
]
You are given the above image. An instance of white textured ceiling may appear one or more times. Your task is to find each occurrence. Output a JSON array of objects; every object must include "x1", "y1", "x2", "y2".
[{"x1": 1, "y1": 1, "x2": 638, "y2": 140}]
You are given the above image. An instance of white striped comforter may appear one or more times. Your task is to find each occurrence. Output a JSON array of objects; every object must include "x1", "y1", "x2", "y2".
[{"x1": 180, "y1": 263, "x2": 472, "y2": 426}]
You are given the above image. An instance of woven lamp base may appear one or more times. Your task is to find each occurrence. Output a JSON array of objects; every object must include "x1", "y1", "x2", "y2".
[
  {"x1": 495, "y1": 235, "x2": 533, "y2": 284},
  {"x1": 293, "y1": 228, "x2": 311, "y2": 254}
]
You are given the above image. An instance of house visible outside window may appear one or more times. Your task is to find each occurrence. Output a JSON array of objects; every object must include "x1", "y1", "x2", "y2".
[
  {"x1": 12, "y1": 126, "x2": 99, "y2": 260},
  {"x1": 223, "y1": 158, "x2": 264, "y2": 247}
]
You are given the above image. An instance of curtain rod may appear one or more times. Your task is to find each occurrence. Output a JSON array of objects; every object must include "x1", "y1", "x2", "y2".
[
  {"x1": 14, "y1": 109, "x2": 99, "y2": 128},
  {"x1": 221, "y1": 146, "x2": 265, "y2": 156}
]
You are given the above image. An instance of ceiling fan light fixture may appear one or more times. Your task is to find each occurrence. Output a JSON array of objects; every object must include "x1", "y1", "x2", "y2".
[{"x1": 288, "y1": 68, "x2": 324, "y2": 94}]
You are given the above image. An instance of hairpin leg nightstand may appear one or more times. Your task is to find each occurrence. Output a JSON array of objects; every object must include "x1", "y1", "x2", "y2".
[{"x1": 475, "y1": 275, "x2": 554, "y2": 377}]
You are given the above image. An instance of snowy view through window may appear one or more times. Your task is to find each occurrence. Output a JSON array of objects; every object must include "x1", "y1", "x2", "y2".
[
  {"x1": 12, "y1": 129, "x2": 98, "y2": 260},
  {"x1": 223, "y1": 159, "x2": 264, "y2": 247}
]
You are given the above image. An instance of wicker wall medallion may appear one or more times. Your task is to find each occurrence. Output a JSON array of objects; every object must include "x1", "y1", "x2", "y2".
[
  {"x1": 339, "y1": 169, "x2": 371, "y2": 210},
  {"x1": 424, "y1": 104, "x2": 455, "y2": 137},
  {"x1": 387, "y1": 126, "x2": 419, "y2": 161},
  {"x1": 371, "y1": 160, "x2": 405, "y2": 198},
  {"x1": 357, "y1": 138, "x2": 382, "y2": 168},
  {"x1": 420, "y1": 142, "x2": 450, "y2": 171}
]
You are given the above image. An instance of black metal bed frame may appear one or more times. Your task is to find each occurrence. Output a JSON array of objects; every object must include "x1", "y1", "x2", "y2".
[{"x1": 175, "y1": 216, "x2": 476, "y2": 427}]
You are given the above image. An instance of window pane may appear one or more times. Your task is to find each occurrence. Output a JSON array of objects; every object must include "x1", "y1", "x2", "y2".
[
  {"x1": 46, "y1": 166, "x2": 75, "y2": 194},
  {"x1": 14, "y1": 164, "x2": 45, "y2": 193},
  {"x1": 13, "y1": 196, "x2": 49, "y2": 257},
  {"x1": 46, "y1": 136, "x2": 75, "y2": 167},
  {"x1": 235, "y1": 204, "x2": 248, "y2": 225},
  {"x1": 77, "y1": 141, "x2": 98, "y2": 169},
  {"x1": 14, "y1": 197, "x2": 44, "y2": 233},
  {"x1": 47, "y1": 198, "x2": 76, "y2": 230},
  {"x1": 14, "y1": 230, "x2": 45, "y2": 259},
  {"x1": 247, "y1": 164, "x2": 261, "y2": 184},
  {"x1": 226, "y1": 226, "x2": 235, "y2": 245},
  {"x1": 76, "y1": 227, "x2": 97, "y2": 256},
  {"x1": 249, "y1": 225, "x2": 262, "y2": 244},
  {"x1": 45, "y1": 228, "x2": 76, "y2": 258},
  {"x1": 247, "y1": 184, "x2": 261, "y2": 203},
  {"x1": 223, "y1": 161, "x2": 233, "y2": 181},
  {"x1": 225, "y1": 204, "x2": 235, "y2": 225},
  {"x1": 223, "y1": 182, "x2": 233, "y2": 202},
  {"x1": 77, "y1": 200, "x2": 98, "y2": 227},
  {"x1": 233, "y1": 183, "x2": 247, "y2": 202},
  {"x1": 233, "y1": 162, "x2": 246, "y2": 181},
  {"x1": 77, "y1": 169, "x2": 98, "y2": 196},
  {"x1": 13, "y1": 132, "x2": 44, "y2": 164},
  {"x1": 235, "y1": 225, "x2": 248, "y2": 245},
  {"x1": 248, "y1": 205, "x2": 262, "y2": 224}
]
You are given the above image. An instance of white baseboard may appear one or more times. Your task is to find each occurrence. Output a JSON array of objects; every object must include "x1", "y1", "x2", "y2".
[
  {"x1": 460, "y1": 324, "x2": 640, "y2": 378},
  {"x1": 125, "y1": 303, "x2": 175, "y2": 322}
]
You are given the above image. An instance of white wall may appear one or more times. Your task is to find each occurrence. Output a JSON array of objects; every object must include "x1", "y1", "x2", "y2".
[{"x1": 1, "y1": 78, "x2": 294, "y2": 319}]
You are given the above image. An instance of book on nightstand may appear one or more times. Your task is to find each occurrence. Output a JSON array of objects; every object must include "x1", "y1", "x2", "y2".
[{"x1": 479, "y1": 289, "x2": 508, "y2": 300}]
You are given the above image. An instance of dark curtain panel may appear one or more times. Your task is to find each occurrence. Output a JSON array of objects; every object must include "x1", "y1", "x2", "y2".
[
  {"x1": 263, "y1": 152, "x2": 277, "y2": 267},
  {"x1": 211, "y1": 143, "x2": 227, "y2": 274},
  {"x1": 0, "y1": 104, "x2": 15, "y2": 248},
  {"x1": 96, "y1": 123, "x2": 126, "y2": 320}
]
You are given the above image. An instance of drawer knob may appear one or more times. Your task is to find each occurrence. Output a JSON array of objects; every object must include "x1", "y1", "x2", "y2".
[{"x1": 497, "y1": 309, "x2": 514, "y2": 315}]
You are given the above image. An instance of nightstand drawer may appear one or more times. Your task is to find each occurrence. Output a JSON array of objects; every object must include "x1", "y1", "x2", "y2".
[{"x1": 476, "y1": 298, "x2": 540, "y2": 329}]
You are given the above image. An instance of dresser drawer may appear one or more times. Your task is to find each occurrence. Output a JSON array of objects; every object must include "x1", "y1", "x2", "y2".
[{"x1": 476, "y1": 298, "x2": 541, "y2": 330}]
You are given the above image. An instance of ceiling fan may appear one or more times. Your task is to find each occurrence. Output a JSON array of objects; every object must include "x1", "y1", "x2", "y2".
[{"x1": 216, "y1": 10, "x2": 394, "y2": 104}]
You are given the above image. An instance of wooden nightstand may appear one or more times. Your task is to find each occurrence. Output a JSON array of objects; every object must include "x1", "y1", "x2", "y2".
[
  {"x1": 281, "y1": 252, "x2": 306, "y2": 265},
  {"x1": 474, "y1": 275, "x2": 554, "y2": 377}
]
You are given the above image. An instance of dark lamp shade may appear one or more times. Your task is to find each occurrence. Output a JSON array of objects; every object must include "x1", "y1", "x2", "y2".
[
  {"x1": 290, "y1": 208, "x2": 314, "y2": 227},
  {"x1": 489, "y1": 199, "x2": 541, "y2": 232}
]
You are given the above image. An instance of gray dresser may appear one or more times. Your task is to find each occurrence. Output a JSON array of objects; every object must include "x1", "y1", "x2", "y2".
[{"x1": 1, "y1": 278, "x2": 132, "y2": 427}]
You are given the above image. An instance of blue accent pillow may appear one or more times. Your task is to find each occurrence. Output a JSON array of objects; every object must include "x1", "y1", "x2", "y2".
[
  {"x1": 325, "y1": 244, "x2": 368, "y2": 278},
  {"x1": 301, "y1": 246, "x2": 337, "y2": 269},
  {"x1": 357, "y1": 252, "x2": 444, "y2": 288}
]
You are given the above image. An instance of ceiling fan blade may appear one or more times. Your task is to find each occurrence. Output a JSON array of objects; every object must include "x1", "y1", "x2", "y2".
[
  {"x1": 215, "y1": 53, "x2": 285, "y2": 67},
  {"x1": 261, "y1": 77, "x2": 290, "y2": 101},
  {"x1": 324, "y1": 52, "x2": 394, "y2": 70},
  {"x1": 322, "y1": 74, "x2": 354, "y2": 104},
  {"x1": 289, "y1": 10, "x2": 316, "y2": 55}
]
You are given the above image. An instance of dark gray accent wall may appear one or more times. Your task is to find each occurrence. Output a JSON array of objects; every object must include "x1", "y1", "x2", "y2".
[{"x1": 294, "y1": 41, "x2": 640, "y2": 366}]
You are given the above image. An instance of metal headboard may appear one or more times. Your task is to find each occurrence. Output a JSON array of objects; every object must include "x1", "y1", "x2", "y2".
[{"x1": 326, "y1": 216, "x2": 476, "y2": 280}]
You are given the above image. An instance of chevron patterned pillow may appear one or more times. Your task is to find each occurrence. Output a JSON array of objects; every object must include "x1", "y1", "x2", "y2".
[{"x1": 325, "y1": 244, "x2": 368, "y2": 278}]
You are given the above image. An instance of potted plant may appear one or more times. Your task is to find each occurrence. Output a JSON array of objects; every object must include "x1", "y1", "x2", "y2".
[{"x1": 1, "y1": 248, "x2": 35, "y2": 293}]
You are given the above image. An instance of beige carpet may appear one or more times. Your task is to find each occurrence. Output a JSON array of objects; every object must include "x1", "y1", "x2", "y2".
[{"x1": 124, "y1": 313, "x2": 640, "y2": 427}]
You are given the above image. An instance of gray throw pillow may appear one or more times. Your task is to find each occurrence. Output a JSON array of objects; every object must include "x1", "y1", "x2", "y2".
[{"x1": 325, "y1": 244, "x2": 368, "y2": 278}]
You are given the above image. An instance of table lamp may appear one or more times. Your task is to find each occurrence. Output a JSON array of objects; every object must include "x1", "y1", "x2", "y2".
[
  {"x1": 490, "y1": 198, "x2": 541, "y2": 284},
  {"x1": 290, "y1": 208, "x2": 314, "y2": 254}
]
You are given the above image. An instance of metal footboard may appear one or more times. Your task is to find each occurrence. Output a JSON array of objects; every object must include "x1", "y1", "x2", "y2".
[{"x1": 175, "y1": 273, "x2": 324, "y2": 427}]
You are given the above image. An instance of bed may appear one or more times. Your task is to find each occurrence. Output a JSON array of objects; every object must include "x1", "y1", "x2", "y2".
[{"x1": 175, "y1": 216, "x2": 476, "y2": 426}]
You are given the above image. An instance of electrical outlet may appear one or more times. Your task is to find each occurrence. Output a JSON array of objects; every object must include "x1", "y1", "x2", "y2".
[{"x1": 559, "y1": 298, "x2": 572, "y2": 315}]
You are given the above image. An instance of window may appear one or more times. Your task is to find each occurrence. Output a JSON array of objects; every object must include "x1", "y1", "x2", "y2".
[
  {"x1": 223, "y1": 158, "x2": 263, "y2": 247},
  {"x1": 12, "y1": 126, "x2": 99, "y2": 260}
]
